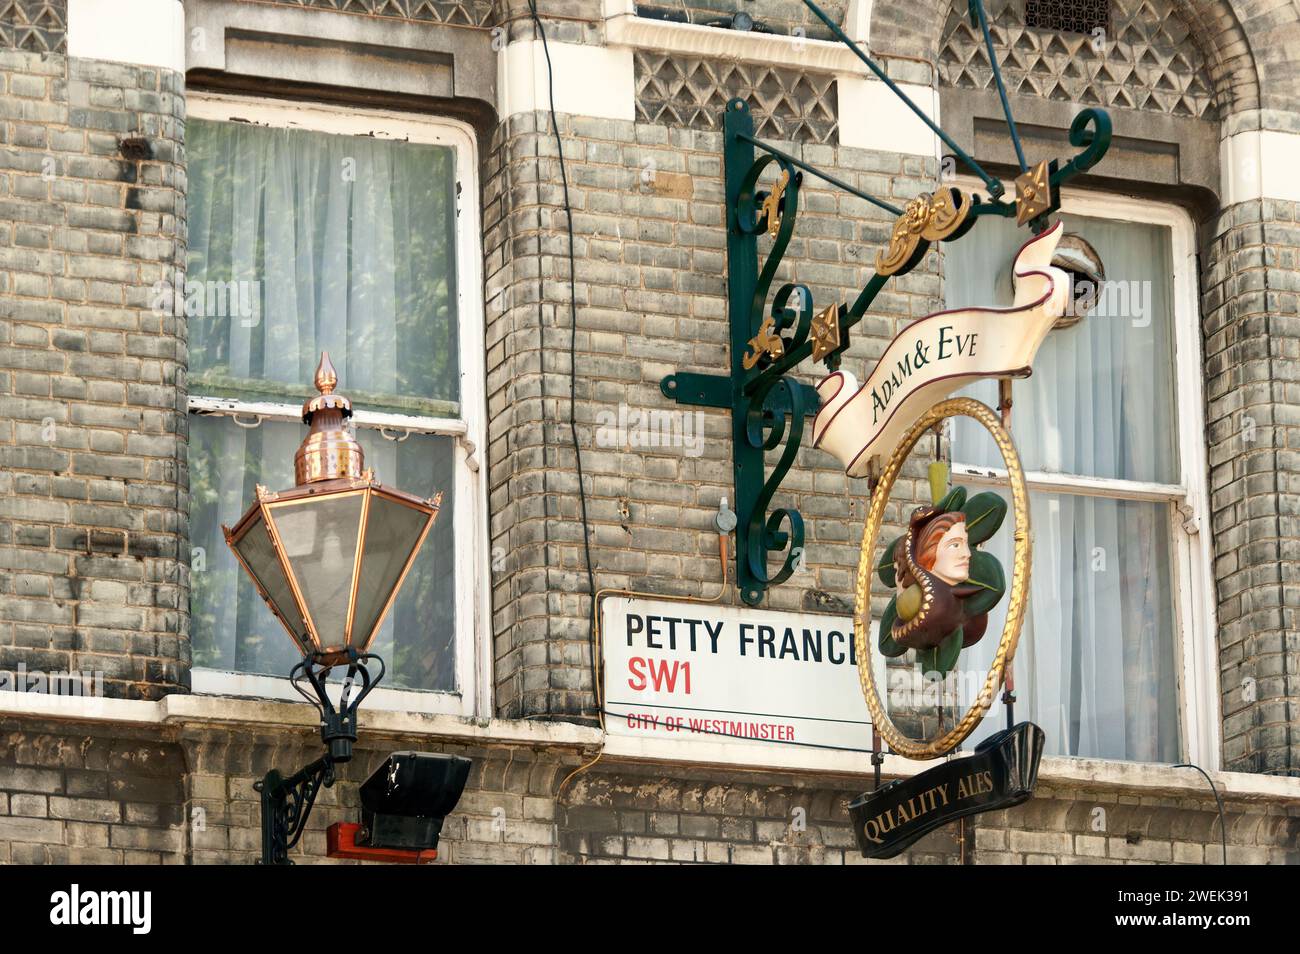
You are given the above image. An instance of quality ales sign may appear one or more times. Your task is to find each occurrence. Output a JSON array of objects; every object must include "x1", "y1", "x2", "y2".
[{"x1": 848, "y1": 722, "x2": 1045, "y2": 858}]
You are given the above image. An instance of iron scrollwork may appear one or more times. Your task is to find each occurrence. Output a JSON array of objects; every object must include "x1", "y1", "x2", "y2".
[
  {"x1": 734, "y1": 154, "x2": 820, "y2": 599},
  {"x1": 657, "y1": 0, "x2": 1113, "y2": 607},
  {"x1": 659, "y1": 101, "x2": 825, "y2": 605},
  {"x1": 255, "y1": 757, "x2": 335, "y2": 866}
]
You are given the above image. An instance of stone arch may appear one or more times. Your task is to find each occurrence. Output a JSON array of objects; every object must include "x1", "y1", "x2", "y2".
[
  {"x1": 1221, "y1": 0, "x2": 1300, "y2": 118},
  {"x1": 872, "y1": 0, "x2": 1264, "y2": 119}
]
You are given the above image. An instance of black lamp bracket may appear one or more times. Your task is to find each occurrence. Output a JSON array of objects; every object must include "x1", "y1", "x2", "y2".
[
  {"x1": 255, "y1": 756, "x2": 335, "y2": 866},
  {"x1": 256, "y1": 649, "x2": 386, "y2": 864},
  {"x1": 290, "y1": 649, "x2": 386, "y2": 762}
]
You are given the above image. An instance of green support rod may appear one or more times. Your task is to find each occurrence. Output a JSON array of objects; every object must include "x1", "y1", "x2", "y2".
[
  {"x1": 969, "y1": 0, "x2": 1028, "y2": 173},
  {"x1": 800, "y1": 0, "x2": 1007, "y2": 199},
  {"x1": 739, "y1": 134, "x2": 903, "y2": 217}
]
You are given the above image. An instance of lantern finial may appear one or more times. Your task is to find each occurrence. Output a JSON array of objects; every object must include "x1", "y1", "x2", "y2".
[
  {"x1": 315, "y1": 351, "x2": 338, "y2": 395},
  {"x1": 295, "y1": 351, "x2": 364, "y2": 484}
]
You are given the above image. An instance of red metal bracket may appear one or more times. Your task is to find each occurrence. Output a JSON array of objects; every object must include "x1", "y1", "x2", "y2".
[{"x1": 326, "y1": 822, "x2": 439, "y2": 864}]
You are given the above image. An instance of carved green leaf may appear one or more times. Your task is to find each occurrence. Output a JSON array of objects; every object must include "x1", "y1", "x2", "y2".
[
  {"x1": 876, "y1": 534, "x2": 903, "y2": 588},
  {"x1": 960, "y1": 491, "x2": 1008, "y2": 545},
  {"x1": 938, "y1": 485, "x2": 968, "y2": 513},
  {"x1": 914, "y1": 645, "x2": 937, "y2": 674},
  {"x1": 961, "y1": 550, "x2": 1006, "y2": 616},
  {"x1": 879, "y1": 598, "x2": 908, "y2": 657},
  {"x1": 934, "y1": 626, "x2": 963, "y2": 676}
]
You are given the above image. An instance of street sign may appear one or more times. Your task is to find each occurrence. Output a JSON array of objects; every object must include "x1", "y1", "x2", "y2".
[{"x1": 602, "y1": 596, "x2": 869, "y2": 752}]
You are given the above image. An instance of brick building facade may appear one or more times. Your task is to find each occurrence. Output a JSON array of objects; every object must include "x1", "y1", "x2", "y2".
[{"x1": 1, "y1": 0, "x2": 1298, "y2": 864}]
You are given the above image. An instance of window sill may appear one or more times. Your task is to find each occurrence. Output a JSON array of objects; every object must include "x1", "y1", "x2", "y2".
[
  {"x1": 189, "y1": 668, "x2": 473, "y2": 719},
  {"x1": 161, "y1": 692, "x2": 602, "y2": 749},
  {"x1": 590, "y1": 734, "x2": 1300, "y2": 805},
  {"x1": 601, "y1": 0, "x2": 880, "y2": 77},
  {"x1": 4, "y1": 690, "x2": 1296, "y2": 805},
  {"x1": 0, "y1": 688, "x2": 601, "y2": 751},
  {"x1": 605, "y1": 12, "x2": 865, "y2": 75}
]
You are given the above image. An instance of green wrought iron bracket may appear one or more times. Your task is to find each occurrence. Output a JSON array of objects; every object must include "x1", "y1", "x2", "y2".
[{"x1": 659, "y1": 0, "x2": 1112, "y2": 606}]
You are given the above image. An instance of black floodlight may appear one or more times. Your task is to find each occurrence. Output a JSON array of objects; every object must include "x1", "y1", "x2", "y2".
[{"x1": 359, "y1": 752, "x2": 472, "y2": 851}]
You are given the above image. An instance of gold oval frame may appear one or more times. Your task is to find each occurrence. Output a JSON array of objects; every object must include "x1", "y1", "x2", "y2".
[{"x1": 853, "y1": 397, "x2": 1032, "y2": 760}]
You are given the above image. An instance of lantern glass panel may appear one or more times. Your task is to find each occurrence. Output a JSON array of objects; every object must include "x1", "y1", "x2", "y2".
[
  {"x1": 269, "y1": 492, "x2": 366, "y2": 652},
  {"x1": 350, "y1": 494, "x2": 434, "y2": 649},
  {"x1": 229, "y1": 508, "x2": 308, "y2": 651}
]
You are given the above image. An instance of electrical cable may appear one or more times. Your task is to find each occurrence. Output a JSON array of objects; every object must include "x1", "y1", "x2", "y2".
[
  {"x1": 1173, "y1": 762, "x2": 1229, "y2": 864},
  {"x1": 557, "y1": 536, "x2": 731, "y2": 796},
  {"x1": 525, "y1": 0, "x2": 599, "y2": 721},
  {"x1": 522, "y1": 0, "x2": 741, "y2": 795},
  {"x1": 519, "y1": 1, "x2": 935, "y2": 792}
]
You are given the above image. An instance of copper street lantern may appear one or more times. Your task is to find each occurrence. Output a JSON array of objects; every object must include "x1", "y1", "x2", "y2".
[
  {"x1": 223, "y1": 352, "x2": 453, "y2": 864},
  {"x1": 224, "y1": 352, "x2": 442, "y2": 675}
]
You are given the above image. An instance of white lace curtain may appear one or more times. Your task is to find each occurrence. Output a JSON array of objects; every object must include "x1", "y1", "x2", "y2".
[{"x1": 186, "y1": 118, "x2": 460, "y2": 410}]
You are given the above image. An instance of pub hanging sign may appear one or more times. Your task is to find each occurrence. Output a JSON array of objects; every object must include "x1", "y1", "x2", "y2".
[
  {"x1": 849, "y1": 722, "x2": 1045, "y2": 859},
  {"x1": 656, "y1": 0, "x2": 1115, "y2": 856}
]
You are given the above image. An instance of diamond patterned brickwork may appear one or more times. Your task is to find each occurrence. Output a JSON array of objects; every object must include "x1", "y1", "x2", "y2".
[
  {"x1": 235, "y1": 0, "x2": 494, "y2": 27},
  {"x1": 634, "y1": 51, "x2": 838, "y2": 144},
  {"x1": 940, "y1": 0, "x2": 1218, "y2": 119},
  {"x1": 0, "y1": 0, "x2": 66, "y2": 53}
]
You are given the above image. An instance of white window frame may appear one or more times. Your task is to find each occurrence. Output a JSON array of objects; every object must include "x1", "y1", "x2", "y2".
[
  {"x1": 184, "y1": 93, "x2": 491, "y2": 720},
  {"x1": 949, "y1": 181, "x2": 1220, "y2": 770}
]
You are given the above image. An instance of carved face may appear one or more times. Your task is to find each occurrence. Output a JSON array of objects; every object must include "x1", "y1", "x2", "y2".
[{"x1": 930, "y1": 522, "x2": 971, "y2": 585}]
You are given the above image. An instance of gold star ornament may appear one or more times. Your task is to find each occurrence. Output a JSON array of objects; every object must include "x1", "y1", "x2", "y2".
[
  {"x1": 810, "y1": 304, "x2": 842, "y2": 363},
  {"x1": 1014, "y1": 160, "x2": 1054, "y2": 226}
]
